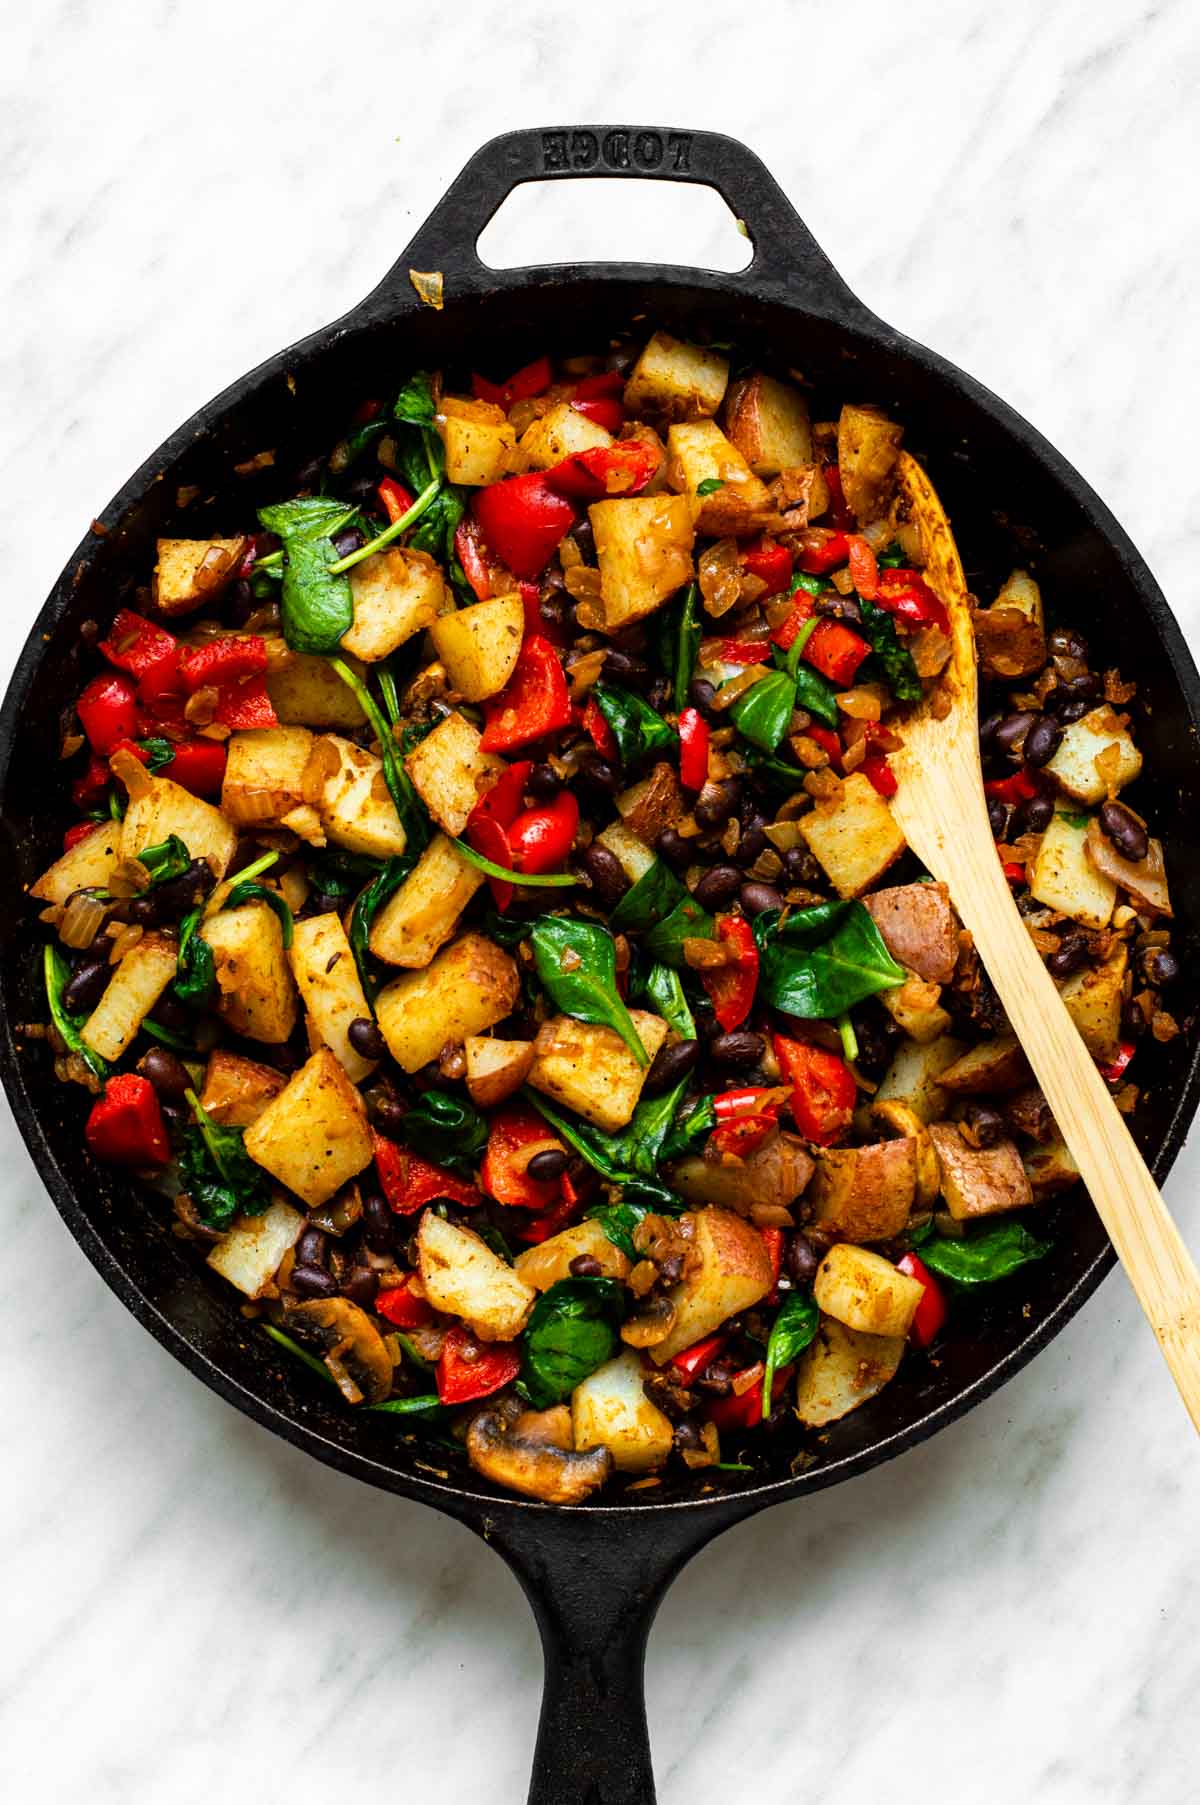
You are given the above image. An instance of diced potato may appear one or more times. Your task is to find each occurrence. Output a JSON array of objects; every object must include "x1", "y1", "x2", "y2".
[
  {"x1": 375, "y1": 933, "x2": 519, "y2": 1073},
  {"x1": 514, "y1": 1218, "x2": 631, "y2": 1291},
  {"x1": 666, "y1": 420, "x2": 773, "y2": 535},
  {"x1": 518, "y1": 401, "x2": 613, "y2": 468},
  {"x1": 302, "y1": 734, "x2": 408, "y2": 859},
  {"x1": 199, "y1": 1049, "x2": 286, "y2": 1127},
  {"x1": 875, "y1": 1034, "x2": 966, "y2": 1123},
  {"x1": 266, "y1": 650, "x2": 368, "y2": 728},
  {"x1": 651, "y1": 1209, "x2": 774, "y2": 1364},
  {"x1": 1086, "y1": 819, "x2": 1171, "y2": 917},
  {"x1": 615, "y1": 762, "x2": 684, "y2": 845},
  {"x1": 1030, "y1": 812, "x2": 1116, "y2": 929},
  {"x1": 288, "y1": 913, "x2": 376, "y2": 1080},
  {"x1": 81, "y1": 932, "x2": 179, "y2": 1063},
  {"x1": 880, "y1": 976, "x2": 952, "y2": 1044},
  {"x1": 528, "y1": 1011, "x2": 668, "y2": 1132},
  {"x1": 403, "y1": 711, "x2": 503, "y2": 838},
  {"x1": 244, "y1": 1047, "x2": 373, "y2": 1208},
  {"x1": 595, "y1": 820, "x2": 658, "y2": 886},
  {"x1": 1045, "y1": 706, "x2": 1142, "y2": 805},
  {"x1": 723, "y1": 372, "x2": 813, "y2": 477},
  {"x1": 341, "y1": 549, "x2": 446, "y2": 662},
  {"x1": 435, "y1": 396, "x2": 518, "y2": 485},
  {"x1": 221, "y1": 726, "x2": 314, "y2": 828},
  {"x1": 940, "y1": 1035, "x2": 1031, "y2": 1095},
  {"x1": 864, "y1": 881, "x2": 959, "y2": 984},
  {"x1": 814, "y1": 1243, "x2": 925, "y2": 1339},
  {"x1": 207, "y1": 1199, "x2": 305, "y2": 1298},
  {"x1": 671, "y1": 1131, "x2": 814, "y2": 1214},
  {"x1": 572, "y1": 1351, "x2": 673, "y2": 1473},
  {"x1": 416, "y1": 1209, "x2": 536, "y2": 1342},
  {"x1": 973, "y1": 569, "x2": 1045, "y2": 680},
  {"x1": 121, "y1": 774, "x2": 238, "y2": 880},
  {"x1": 836, "y1": 404, "x2": 903, "y2": 524},
  {"x1": 623, "y1": 332, "x2": 729, "y2": 422},
  {"x1": 429, "y1": 594, "x2": 525, "y2": 702},
  {"x1": 201, "y1": 901, "x2": 298, "y2": 1044},
  {"x1": 589, "y1": 494, "x2": 695, "y2": 631},
  {"x1": 808, "y1": 1140, "x2": 918, "y2": 1243},
  {"x1": 928, "y1": 1122, "x2": 1034, "y2": 1219},
  {"x1": 464, "y1": 1035, "x2": 535, "y2": 1108},
  {"x1": 153, "y1": 536, "x2": 246, "y2": 617},
  {"x1": 1024, "y1": 1135, "x2": 1082, "y2": 1199},
  {"x1": 369, "y1": 833, "x2": 484, "y2": 969},
  {"x1": 30, "y1": 821, "x2": 123, "y2": 903},
  {"x1": 798, "y1": 772, "x2": 906, "y2": 898},
  {"x1": 1060, "y1": 945, "x2": 1126, "y2": 1062},
  {"x1": 793, "y1": 1318, "x2": 905, "y2": 1428}
]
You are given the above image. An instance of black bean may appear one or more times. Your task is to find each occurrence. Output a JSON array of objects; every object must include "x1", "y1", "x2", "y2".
[
  {"x1": 736, "y1": 822, "x2": 768, "y2": 867},
  {"x1": 153, "y1": 859, "x2": 215, "y2": 918},
  {"x1": 963, "y1": 1102, "x2": 1005, "y2": 1147},
  {"x1": 140, "y1": 1046, "x2": 190, "y2": 1102},
  {"x1": 332, "y1": 528, "x2": 365, "y2": 560},
  {"x1": 575, "y1": 750, "x2": 621, "y2": 796},
  {"x1": 978, "y1": 712, "x2": 1003, "y2": 754},
  {"x1": 372, "y1": 1095, "x2": 407, "y2": 1139},
  {"x1": 739, "y1": 881, "x2": 783, "y2": 916},
  {"x1": 987, "y1": 799, "x2": 1009, "y2": 839},
  {"x1": 709, "y1": 1030, "x2": 764, "y2": 1068},
  {"x1": 1059, "y1": 699, "x2": 1090, "y2": 724},
  {"x1": 1141, "y1": 946, "x2": 1179, "y2": 986},
  {"x1": 602, "y1": 649, "x2": 649, "y2": 689},
  {"x1": 1048, "y1": 626, "x2": 1089, "y2": 662},
  {"x1": 994, "y1": 711, "x2": 1036, "y2": 755},
  {"x1": 124, "y1": 894, "x2": 161, "y2": 927},
  {"x1": 672, "y1": 1420, "x2": 703, "y2": 1451},
  {"x1": 814, "y1": 591, "x2": 862, "y2": 625},
  {"x1": 296, "y1": 1227, "x2": 327, "y2": 1268},
  {"x1": 1099, "y1": 800, "x2": 1149, "y2": 863},
  {"x1": 292, "y1": 1263, "x2": 338, "y2": 1298},
  {"x1": 363, "y1": 1191, "x2": 394, "y2": 1254},
  {"x1": 689, "y1": 677, "x2": 718, "y2": 715},
  {"x1": 566, "y1": 1155, "x2": 588, "y2": 1186},
  {"x1": 782, "y1": 846, "x2": 820, "y2": 885},
  {"x1": 787, "y1": 1233, "x2": 820, "y2": 1284},
  {"x1": 527, "y1": 762, "x2": 562, "y2": 801},
  {"x1": 642, "y1": 1038, "x2": 701, "y2": 1097},
  {"x1": 1022, "y1": 795, "x2": 1055, "y2": 834},
  {"x1": 340, "y1": 1265, "x2": 379, "y2": 1307},
  {"x1": 692, "y1": 864, "x2": 743, "y2": 910},
  {"x1": 309, "y1": 889, "x2": 345, "y2": 917},
  {"x1": 579, "y1": 841, "x2": 630, "y2": 909},
  {"x1": 62, "y1": 958, "x2": 111, "y2": 1016},
  {"x1": 226, "y1": 578, "x2": 254, "y2": 627},
  {"x1": 539, "y1": 588, "x2": 572, "y2": 635},
  {"x1": 656, "y1": 828, "x2": 693, "y2": 870},
  {"x1": 1022, "y1": 715, "x2": 1062, "y2": 768},
  {"x1": 528, "y1": 1148, "x2": 569, "y2": 1182},
  {"x1": 569, "y1": 1254, "x2": 603, "y2": 1278},
  {"x1": 348, "y1": 1017, "x2": 388, "y2": 1060},
  {"x1": 647, "y1": 676, "x2": 671, "y2": 713},
  {"x1": 1046, "y1": 933, "x2": 1089, "y2": 979},
  {"x1": 572, "y1": 518, "x2": 596, "y2": 561},
  {"x1": 148, "y1": 993, "x2": 189, "y2": 1033},
  {"x1": 694, "y1": 780, "x2": 740, "y2": 828},
  {"x1": 1122, "y1": 998, "x2": 1147, "y2": 1039}
]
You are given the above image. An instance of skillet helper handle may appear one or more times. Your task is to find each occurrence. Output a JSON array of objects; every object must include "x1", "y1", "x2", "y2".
[{"x1": 393, "y1": 124, "x2": 865, "y2": 313}]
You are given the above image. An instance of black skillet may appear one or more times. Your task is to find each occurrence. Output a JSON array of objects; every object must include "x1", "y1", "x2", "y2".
[{"x1": 3, "y1": 127, "x2": 1199, "y2": 1804}]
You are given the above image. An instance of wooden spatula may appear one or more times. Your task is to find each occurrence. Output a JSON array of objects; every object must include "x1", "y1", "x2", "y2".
[{"x1": 887, "y1": 452, "x2": 1200, "y2": 1430}]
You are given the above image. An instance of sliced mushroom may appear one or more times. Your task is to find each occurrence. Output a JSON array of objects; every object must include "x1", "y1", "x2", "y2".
[
  {"x1": 869, "y1": 1098, "x2": 940, "y2": 1207},
  {"x1": 467, "y1": 1400, "x2": 612, "y2": 1504},
  {"x1": 620, "y1": 1292, "x2": 678, "y2": 1350},
  {"x1": 283, "y1": 1297, "x2": 393, "y2": 1405}
]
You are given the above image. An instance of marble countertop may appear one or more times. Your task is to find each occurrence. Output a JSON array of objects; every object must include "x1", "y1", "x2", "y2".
[{"x1": 3, "y1": 2, "x2": 1200, "y2": 1800}]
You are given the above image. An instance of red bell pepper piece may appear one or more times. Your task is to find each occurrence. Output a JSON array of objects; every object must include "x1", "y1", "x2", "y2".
[
  {"x1": 671, "y1": 1333, "x2": 728, "y2": 1384},
  {"x1": 847, "y1": 535, "x2": 879, "y2": 601},
  {"x1": 480, "y1": 634, "x2": 573, "y2": 752},
  {"x1": 100, "y1": 609, "x2": 180, "y2": 701},
  {"x1": 582, "y1": 695, "x2": 619, "y2": 759},
  {"x1": 876, "y1": 568, "x2": 950, "y2": 635},
  {"x1": 983, "y1": 769, "x2": 1039, "y2": 803},
  {"x1": 571, "y1": 398, "x2": 625, "y2": 434},
  {"x1": 1099, "y1": 1041, "x2": 1137, "y2": 1083},
  {"x1": 215, "y1": 678, "x2": 278, "y2": 730},
  {"x1": 471, "y1": 356, "x2": 553, "y2": 409},
  {"x1": 742, "y1": 541, "x2": 794, "y2": 596},
  {"x1": 805, "y1": 724, "x2": 843, "y2": 768},
  {"x1": 701, "y1": 914, "x2": 759, "y2": 1033},
  {"x1": 63, "y1": 820, "x2": 102, "y2": 852},
  {"x1": 373, "y1": 1134, "x2": 480, "y2": 1214},
  {"x1": 467, "y1": 812, "x2": 517, "y2": 910},
  {"x1": 378, "y1": 476, "x2": 415, "y2": 524},
  {"x1": 824, "y1": 464, "x2": 855, "y2": 530},
  {"x1": 513, "y1": 1189, "x2": 579, "y2": 1243},
  {"x1": 896, "y1": 1252, "x2": 948, "y2": 1349},
  {"x1": 773, "y1": 1036, "x2": 856, "y2": 1146},
  {"x1": 708, "y1": 1363, "x2": 793, "y2": 1432},
  {"x1": 719, "y1": 638, "x2": 774, "y2": 666},
  {"x1": 508, "y1": 791, "x2": 579, "y2": 875},
  {"x1": 712, "y1": 1087, "x2": 784, "y2": 1122},
  {"x1": 179, "y1": 635, "x2": 268, "y2": 693},
  {"x1": 85, "y1": 1074, "x2": 170, "y2": 1167},
  {"x1": 760, "y1": 1226, "x2": 785, "y2": 1303},
  {"x1": 374, "y1": 1277, "x2": 434, "y2": 1330},
  {"x1": 161, "y1": 738, "x2": 228, "y2": 797},
  {"x1": 71, "y1": 752, "x2": 111, "y2": 809},
  {"x1": 455, "y1": 517, "x2": 493, "y2": 601},
  {"x1": 544, "y1": 441, "x2": 657, "y2": 501},
  {"x1": 472, "y1": 475, "x2": 578, "y2": 579},
  {"x1": 573, "y1": 371, "x2": 625, "y2": 402},
  {"x1": 861, "y1": 748, "x2": 898, "y2": 797},
  {"x1": 708, "y1": 1114, "x2": 777, "y2": 1159},
  {"x1": 678, "y1": 707, "x2": 710, "y2": 791},
  {"x1": 1002, "y1": 860, "x2": 1027, "y2": 883},
  {"x1": 437, "y1": 1324, "x2": 522, "y2": 1405},
  {"x1": 482, "y1": 1104, "x2": 564, "y2": 1211},
  {"x1": 795, "y1": 529, "x2": 851, "y2": 575},
  {"x1": 469, "y1": 761, "x2": 534, "y2": 833},
  {"x1": 76, "y1": 673, "x2": 138, "y2": 755},
  {"x1": 805, "y1": 619, "x2": 870, "y2": 687}
]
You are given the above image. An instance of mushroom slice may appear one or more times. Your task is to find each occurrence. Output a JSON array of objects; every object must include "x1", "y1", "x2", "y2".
[
  {"x1": 466, "y1": 1401, "x2": 612, "y2": 1504},
  {"x1": 868, "y1": 1099, "x2": 941, "y2": 1207},
  {"x1": 619, "y1": 1293, "x2": 678, "y2": 1350},
  {"x1": 283, "y1": 1297, "x2": 393, "y2": 1405}
]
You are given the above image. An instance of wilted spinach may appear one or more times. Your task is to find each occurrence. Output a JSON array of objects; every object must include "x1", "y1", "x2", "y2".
[
  {"x1": 858, "y1": 597, "x2": 922, "y2": 702},
  {"x1": 328, "y1": 659, "x2": 430, "y2": 854},
  {"x1": 524, "y1": 1091, "x2": 682, "y2": 1212},
  {"x1": 520, "y1": 1278, "x2": 626, "y2": 1408},
  {"x1": 643, "y1": 895, "x2": 714, "y2": 966},
  {"x1": 642, "y1": 963, "x2": 695, "y2": 1040},
  {"x1": 591, "y1": 682, "x2": 678, "y2": 767},
  {"x1": 729, "y1": 670, "x2": 797, "y2": 752},
  {"x1": 173, "y1": 909, "x2": 216, "y2": 1009},
  {"x1": 181, "y1": 1089, "x2": 271, "y2": 1230},
  {"x1": 752, "y1": 901, "x2": 905, "y2": 1017},
  {"x1": 530, "y1": 917, "x2": 648, "y2": 1065},
  {"x1": 673, "y1": 582, "x2": 701, "y2": 711},
  {"x1": 454, "y1": 838, "x2": 577, "y2": 889},
  {"x1": 608, "y1": 859, "x2": 687, "y2": 934},
  {"x1": 136, "y1": 834, "x2": 192, "y2": 887},
  {"x1": 761, "y1": 1290, "x2": 819, "y2": 1413},
  {"x1": 43, "y1": 943, "x2": 108, "y2": 1082},
  {"x1": 920, "y1": 1223, "x2": 1050, "y2": 1286},
  {"x1": 258, "y1": 495, "x2": 358, "y2": 654},
  {"x1": 348, "y1": 854, "x2": 416, "y2": 1000},
  {"x1": 658, "y1": 1094, "x2": 717, "y2": 1162},
  {"x1": 224, "y1": 881, "x2": 294, "y2": 948},
  {"x1": 401, "y1": 1090, "x2": 488, "y2": 1172}
]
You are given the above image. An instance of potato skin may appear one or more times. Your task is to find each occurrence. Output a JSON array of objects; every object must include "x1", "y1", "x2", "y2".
[
  {"x1": 723, "y1": 372, "x2": 813, "y2": 477},
  {"x1": 199, "y1": 1049, "x2": 286, "y2": 1128},
  {"x1": 666, "y1": 420, "x2": 773, "y2": 535},
  {"x1": 464, "y1": 1035, "x2": 535, "y2": 1108},
  {"x1": 375, "y1": 933, "x2": 519, "y2": 1074},
  {"x1": 864, "y1": 882, "x2": 958, "y2": 984},
  {"x1": 650, "y1": 1209, "x2": 774, "y2": 1364},
  {"x1": 809, "y1": 1139, "x2": 918, "y2": 1244},
  {"x1": 243, "y1": 1047, "x2": 374, "y2": 1208},
  {"x1": 928, "y1": 1123, "x2": 1034, "y2": 1220}
]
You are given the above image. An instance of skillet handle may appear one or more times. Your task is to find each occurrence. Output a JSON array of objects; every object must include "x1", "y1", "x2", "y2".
[
  {"x1": 386, "y1": 124, "x2": 865, "y2": 314},
  {"x1": 482, "y1": 1501, "x2": 739, "y2": 1805}
]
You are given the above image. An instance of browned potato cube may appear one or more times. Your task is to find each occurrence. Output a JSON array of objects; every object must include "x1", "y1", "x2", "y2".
[
  {"x1": 244, "y1": 1047, "x2": 373, "y2": 1208},
  {"x1": 799, "y1": 773, "x2": 906, "y2": 898},
  {"x1": 1060, "y1": 945, "x2": 1126, "y2": 1062},
  {"x1": 666, "y1": 420, "x2": 773, "y2": 535},
  {"x1": 928, "y1": 1122, "x2": 1033, "y2": 1219},
  {"x1": 939, "y1": 1036, "x2": 1032, "y2": 1095},
  {"x1": 464, "y1": 1035, "x2": 536, "y2": 1108},
  {"x1": 671, "y1": 1131, "x2": 814, "y2": 1214},
  {"x1": 207, "y1": 1200, "x2": 305, "y2": 1298},
  {"x1": 375, "y1": 933, "x2": 519, "y2": 1073},
  {"x1": 623, "y1": 332, "x2": 729, "y2": 421},
  {"x1": 30, "y1": 821, "x2": 123, "y2": 904},
  {"x1": 1045, "y1": 707, "x2": 1142, "y2": 805},
  {"x1": 289, "y1": 913, "x2": 377, "y2": 1080},
  {"x1": 369, "y1": 833, "x2": 485, "y2": 969},
  {"x1": 808, "y1": 1139, "x2": 918, "y2": 1243},
  {"x1": 723, "y1": 373, "x2": 814, "y2": 477},
  {"x1": 417, "y1": 1210, "x2": 536, "y2": 1341},
  {"x1": 436, "y1": 397, "x2": 518, "y2": 486},
  {"x1": 973, "y1": 570, "x2": 1046, "y2": 680},
  {"x1": 572, "y1": 1351, "x2": 673, "y2": 1473},
  {"x1": 518, "y1": 402, "x2": 612, "y2": 469},
  {"x1": 341, "y1": 549, "x2": 446, "y2": 662},
  {"x1": 793, "y1": 1318, "x2": 904, "y2": 1427},
  {"x1": 650, "y1": 1209, "x2": 774, "y2": 1363},
  {"x1": 81, "y1": 932, "x2": 179, "y2": 1063},
  {"x1": 864, "y1": 881, "x2": 958, "y2": 984},
  {"x1": 589, "y1": 495, "x2": 695, "y2": 632},
  {"x1": 1030, "y1": 813, "x2": 1116, "y2": 930},
  {"x1": 514, "y1": 1219, "x2": 631, "y2": 1290},
  {"x1": 302, "y1": 734, "x2": 408, "y2": 859},
  {"x1": 836, "y1": 404, "x2": 903, "y2": 524},
  {"x1": 199, "y1": 1049, "x2": 287, "y2": 1127},
  {"x1": 814, "y1": 1244, "x2": 925, "y2": 1339},
  {"x1": 615, "y1": 762, "x2": 684, "y2": 845},
  {"x1": 1023, "y1": 1135, "x2": 1081, "y2": 1199},
  {"x1": 201, "y1": 900, "x2": 298, "y2": 1044},
  {"x1": 527, "y1": 1012, "x2": 668, "y2": 1132},
  {"x1": 122, "y1": 775, "x2": 238, "y2": 880},
  {"x1": 221, "y1": 727, "x2": 314, "y2": 828},
  {"x1": 429, "y1": 594, "x2": 525, "y2": 702},
  {"x1": 153, "y1": 536, "x2": 246, "y2": 617},
  {"x1": 874, "y1": 1034, "x2": 966, "y2": 1123},
  {"x1": 403, "y1": 710, "x2": 504, "y2": 837},
  {"x1": 266, "y1": 650, "x2": 368, "y2": 729}
]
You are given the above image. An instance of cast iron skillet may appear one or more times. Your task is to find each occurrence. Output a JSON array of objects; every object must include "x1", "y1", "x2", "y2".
[{"x1": 3, "y1": 127, "x2": 1199, "y2": 1803}]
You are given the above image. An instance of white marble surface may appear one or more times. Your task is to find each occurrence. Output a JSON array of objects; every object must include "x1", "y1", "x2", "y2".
[{"x1": 3, "y1": 2, "x2": 1200, "y2": 1800}]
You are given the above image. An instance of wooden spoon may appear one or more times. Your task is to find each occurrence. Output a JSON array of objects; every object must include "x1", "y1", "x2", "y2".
[{"x1": 887, "y1": 451, "x2": 1200, "y2": 1430}]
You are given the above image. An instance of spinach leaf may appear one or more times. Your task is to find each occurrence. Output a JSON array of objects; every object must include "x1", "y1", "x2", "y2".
[
  {"x1": 330, "y1": 414, "x2": 389, "y2": 472},
  {"x1": 137, "y1": 737, "x2": 175, "y2": 773},
  {"x1": 1057, "y1": 808, "x2": 1090, "y2": 830},
  {"x1": 474, "y1": 1221, "x2": 516, "y2": 1264},
  {"x1": 790, "y1": 572, "x2": 829, "y2": 598},
  {"x1": 673, "y1": 582, "x2": 701, "y2": 711},
  {"x1": 588, "y1": 1191, "x2": 685, "y2": 1261},
  {"x1": 530, "y1": 917, "x2": 649, "y2": 1065},
  {"x1": 348, "y1": 855, "x2": 416, "y2": 1000},
  {"x1": 137, "y1": 834, "x2": 192, "y2": 886},
  {"x1": 174, "y1": 908, "x2": 216, "y2": 1008},
  {"x1": 369, "y1": 1395, "x2": 445, "y2": 1417},
  {"x1": 744, "y1": 746, "x2": 807, "y2": 789},
  {"x1": 608, "y1": 859, "x2": 687, "y2": 934},
  {"x1": 401, "y1": 1090, "x2": 487, "y2": 1172},
  {"x1": 643, "y1": 963, "x2": 696, "y2": 1040},
  {"x1": 791, "y1": 664, "x2": 840, "y2": 728},
  {"x1": 658, "y1": 1094, "x2": 717, "y2": 1162},
  {"x1": 140, "y1": 1017, "x2": 195, "y2": 1053},
  {"x1": 43, "y1": 943, "x2": 108, "y2": 1082},
  {"x1": 696, "y1": 477, "x2": 725, "y2": 496},
  {"x1": 729, "y1": 670, "x2": 797, "y2": 752},
  {"x1": 329, "y1": 659, "x2": 430, "y2": 854},
  {"x1": 481, "y1": 906, "x2": 534, "y2": 949},
  {"x1": 752, "y1": 901, "x2": 904, "y2": 1017},
  {"x1": 224, "y1": 881, "x2": 294, "y2": 948},
  {"x1": 858, "y1": 597, "x2": 922, "y2": 702},
  {"x1": 592, "y1": 682, "x2": 678, "y2": 767},
  {"x1": 305, "y1": 847, "x2": 384, "y2": 902},
  {"x1": 258, "y1": 496, "x2": 358, "y2": 540},
  {"x1": 262, "y1": 1322, "x2": 336, "y2": 1383},
  {"x1": 876, "y1": 543, "x2": 907, "y2": 569},
  {"x1": 393, "y1": 370, "x2": 439, "y2": 430},
  {"x1": 762, "y1": 1289, "x2": 819, "y2": 1413},
  {"x1": 453, "y1": 838, "x2": 577, "y2": 889},
  {"x1": 520, "y1": 1278, "x2": 625, "y2": 1408},
  {"x1": 279, "y1": 532, "x2": 355, "y2": 655},
  {"x1": 920, "y1": 1223, "x2": 1050, "y2": 1287},
  {"x1": 181, "y1": 1089, "x2": 271, "y2": 1230},
  {"x1": 524, "y1": 1090, "x2": 682, "y2": 1209},
  {"x1": 643, "y1": 895, "x2": 714, "y2": 966}
]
